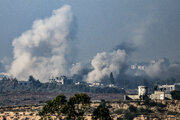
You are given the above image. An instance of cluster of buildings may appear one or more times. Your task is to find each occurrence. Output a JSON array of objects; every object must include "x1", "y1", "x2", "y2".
[
  {"x1": 49, "y1": 76, "x2": 73, "y2": 85},
  {"x1": 49, "y1": 75, "x2": 117, "y2": 88},
  {"x1": 49, "y1": 76, "x2": 117, "y2": 88},
  {"x1": 131, "y1": 64, "x2": 145, "y2": 70},
  {"x1": 0, "y1": 74, "x2": 117, "y2": 88},
  {"x1": 125, "y1": 83, "x2": 180, "y2": 100}
]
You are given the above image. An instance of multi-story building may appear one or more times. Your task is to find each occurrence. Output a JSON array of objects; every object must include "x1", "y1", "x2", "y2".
[
  {"x1": 158, "y1": 83, "x2": 180, "y2": 94},
  {"x1": 49, "y1": 76, "x2": 73, "y2": 85}
]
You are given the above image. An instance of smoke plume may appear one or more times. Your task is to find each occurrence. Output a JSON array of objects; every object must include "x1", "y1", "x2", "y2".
[
  {"x1": 144, "y1": 58, "x2": 180, "y2": 80},
  {"x1": 8, "y1": 5, "x2": 75, "y2": 82},
  {"x1": 86, "y1": 49, "x2": 126, "y2": 83},
  {"x1": 0, "y1": 62, "x2": 5, "y2": 73}
]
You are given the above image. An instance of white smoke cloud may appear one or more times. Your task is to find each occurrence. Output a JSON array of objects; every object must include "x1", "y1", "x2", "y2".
[
  {"x1": 70, "y1": 62, "x2": 84, "y2": 75},
  {"x1": 86, "y1": 49, "x2": 126, "y2": 83},
  {"x1": 8, "y1": 5, "x2": 75, "y2": 82},
  {"x1": 132, "y1": 16, "x2": 155, "y2": 46},
  {"x1": 0, "y1": 62, "x2": 5, "y2": 73},
  {"x1": 145, "y1": 58, "x2": 180, "y2": 79},
  {"x1": 145, "y1": 59, "x2": 167, "y2": 78}
]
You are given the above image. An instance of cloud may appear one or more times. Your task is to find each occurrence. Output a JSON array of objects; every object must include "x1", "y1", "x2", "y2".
[
  {"x1": 71, "y1": 62, "x2": 91, "y2": 75},
  {"x1": 86, "y1": 49, "x2": 126, "y2": 83},
  {"x1": 8, "y1": 5, "x2": 76, "y2": 82}
]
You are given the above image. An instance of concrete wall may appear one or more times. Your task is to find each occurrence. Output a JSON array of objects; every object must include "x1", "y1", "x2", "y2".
[
  {"x1": 150, "y1": 91, "x2": 165, "y2": 100},
  {"x1": 126, "y1": 95, "x2": 140, "y2": 100},
  {"x1": 165, "y1": 94, "x2": 172, "y2": 100}
]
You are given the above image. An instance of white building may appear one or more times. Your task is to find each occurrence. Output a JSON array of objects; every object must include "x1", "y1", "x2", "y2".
[
  {"x1": 150, "y1": 91, "x2": 165, "y2": 100},
  {"x1": 137, "y1": 65, "x2": 145, "y2": 70},
  {"x1": 89, "y1": 82, "x2": 104, "y2": 87},
  {"x1": 125, "y1": 86, "x2": 148, "y2": 100},
  {"x1": 131, "y1": 65, "x2": 137, "y2": 70},
  {"x1": 138, "y1": 86, "x2": 148, "y2": 96},
  {"x1": 130, "y1": 64, "x2": 145, "y2": 70},
  {"x1": 158, "y1": 84, "x2": 180, "y2": 93},
  {"x1": 49, "y1": 76, "x2": 73, "y2": 85}
]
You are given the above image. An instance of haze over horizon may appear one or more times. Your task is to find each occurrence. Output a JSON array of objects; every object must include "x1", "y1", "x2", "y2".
[{"x1": 0, "y1": 0, "x2": 180, "y2": 81}]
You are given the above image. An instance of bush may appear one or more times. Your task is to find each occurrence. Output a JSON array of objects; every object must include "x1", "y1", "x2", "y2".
[
  {"x1": 114, "y1": 109, "x2": 123, "y2": 114},
  {"x1": 156, "y1": 102, "x2": 166, "y2": 108},
  {"x1": 149, "y1": 101, "x2": 157, "y2": 107},
  {"x1": 157, "y1": 108, "x2": 166, "y2": 113},
  {"x1": 129, "y1": 105, "x2": 137, "y2": 113},
  {"x1": 137, "y1": 107, "x2": 153, "y2": 114},
  {"x1": 167, "y1": 111, "x2": 178, "y2": 115},
  {"x1": 124, "y1": 112, "x2": 137, "y2": 120},
  {"x1": 123, "y1": 105, "x2": 138, "y2": 120}
]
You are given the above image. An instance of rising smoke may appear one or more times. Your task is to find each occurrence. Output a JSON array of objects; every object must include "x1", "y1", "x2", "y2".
[
  {"x1": 86, "y1": 49, "x2": 127, "y2": 83},
  {"x1": 144, "y1": 58, "x2": 180, "y2": 80},
  {"x1": 4, "y1": 4, "x2": 180, "y2": 84},
  {"x1": 8, "y1": 5, "x2": 76, "y2": 82},
  {"x1": 0, "y1": 62, "x2": 5, "y2": 73}
]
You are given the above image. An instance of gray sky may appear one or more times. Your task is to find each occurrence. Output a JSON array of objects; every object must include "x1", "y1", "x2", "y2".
[{"x1": 0, "y1": 0, "x2": 180, "y2": 63}]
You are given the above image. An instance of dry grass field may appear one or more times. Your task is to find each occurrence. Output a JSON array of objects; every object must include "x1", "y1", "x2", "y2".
[
  {"x1": 0, "y1": 100, "x2": 180, "y2": 120},
  {"x1": 0, "y1": 92, "x2": 124, "y2": 106}
]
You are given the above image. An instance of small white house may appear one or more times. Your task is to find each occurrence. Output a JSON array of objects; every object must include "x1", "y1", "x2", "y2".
[{"x1": 138, "y1": 86, "x2": 148, "y2": 96}]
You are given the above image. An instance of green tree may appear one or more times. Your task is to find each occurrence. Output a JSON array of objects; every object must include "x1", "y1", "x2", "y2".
[
  {"x1": 92, "y1": 100, "x2": 112, "y2": 120},
  {"x1": 39, "y1": 94, "x2": 67, "y2": 119},
  {"x1": 109, "y1": 72, "x2": 114, "y2": 84},
  {"x1": 67, "y1": 93, "x2": 91, "y2": 120},
  {"x1": 39, "y1": 93, "x2": 91, "y2": 120},
  {"x1": 28, "y1": 75, "x2": 42, "y2": 87}
]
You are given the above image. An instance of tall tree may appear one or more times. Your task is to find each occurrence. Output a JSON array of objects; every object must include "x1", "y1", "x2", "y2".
[
  {"x1": 68, "y1": 93, "x2": 91, "y2": 120},
  {"x1": 39, "y1": 93, "x2": 91, "y2": 120},
  {"x1": 109, "y1": 72, "x2": 114, "y2": 85},
  {"x1": 39, "y1": 94, "x2": 67, "y2": 119}
]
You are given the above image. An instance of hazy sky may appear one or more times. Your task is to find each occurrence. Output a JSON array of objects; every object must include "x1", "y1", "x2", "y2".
[{"x1": 0, "y1": 0, "x2": 180, "y2": 63}]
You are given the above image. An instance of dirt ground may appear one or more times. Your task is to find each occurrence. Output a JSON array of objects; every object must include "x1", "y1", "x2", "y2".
[{"x1": 0, "y1": 100, "x2": 180, "y2": 120}]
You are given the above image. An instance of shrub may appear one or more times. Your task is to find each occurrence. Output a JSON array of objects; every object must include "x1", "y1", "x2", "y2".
[
  {"x1": 167, "y1": 111, "x2": 178, "y2": 115},
  {"x1": 156, "y1": 102, "x2": 166, "y2": 108},
  {"x1": 129, "y1": 105, "x2": 137, "y2": 113},
  {"x1": 137, "y1": 107, "x2": 153, "y2": 114},
  {"x1": 114, "y1": 109, "x2": 123, "y2": 114},
  {"x1": 124, "y1": 112, "x2": 137, "y2": 120},
  {"x1": 149, "y1": 101, "x2": 157, "y2": 107},
  {"x1": 123, "y1": 105, "x2": 138, "y2": 120}
]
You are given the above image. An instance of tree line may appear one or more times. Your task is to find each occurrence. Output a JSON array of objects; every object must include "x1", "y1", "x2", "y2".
[{"x1": 39, "y1": 93, "x2": 112, "y2": 120}]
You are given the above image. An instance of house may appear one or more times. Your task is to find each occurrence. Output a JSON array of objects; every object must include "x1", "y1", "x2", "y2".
[
  {"x1": 49, "y1": 76, "x2": 73, "y2": 85},
  {"x1": 150, "y1": 83, "x2": 180, "y2": 100},
  {"x1": 124, "y1": 86, "x2": 148, "y2": 100},
  {"x1": 158, "y1": 84, "x2": 180, "y2": 93}
]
